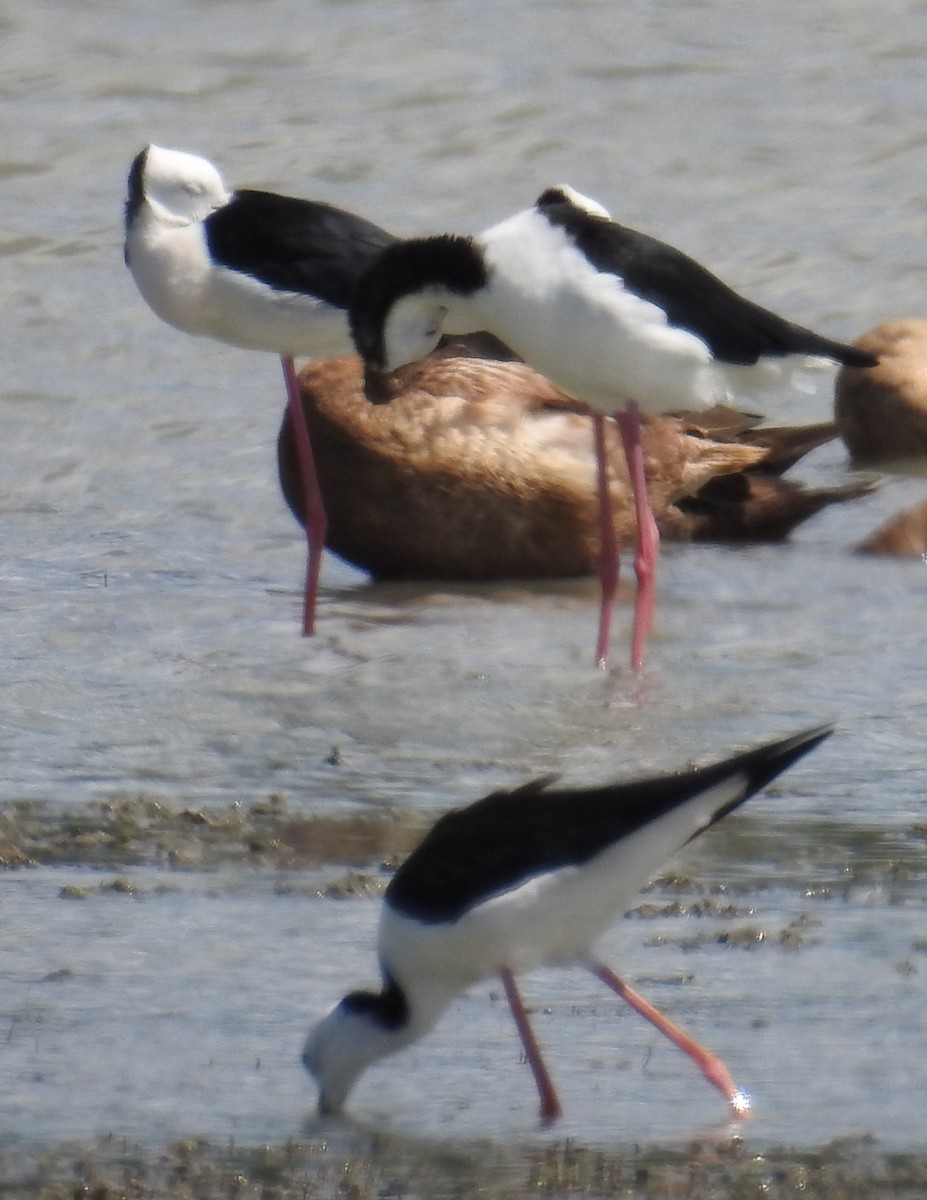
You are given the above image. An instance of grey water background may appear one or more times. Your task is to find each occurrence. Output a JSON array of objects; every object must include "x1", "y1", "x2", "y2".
[{"x1": 2, "y1": 0, "x2": 927, "y2": 1156}]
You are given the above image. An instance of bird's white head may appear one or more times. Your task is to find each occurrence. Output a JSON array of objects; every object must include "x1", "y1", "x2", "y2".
[
  {"x1": 302, "y1": 1003, "x2": 374, "y2": 1115},
  {"x1": 351, "y1": 235, "x2": 490, "y2": 374},
  {"x1": 381, "y1": 292, "x2": 450, "y2": 371},
  {"x1": 126, "y1": 144, "x2": 231, "y2": 229},
  {"x1": 302, "y1": 977, "x2": 415, "y2": 1115}
]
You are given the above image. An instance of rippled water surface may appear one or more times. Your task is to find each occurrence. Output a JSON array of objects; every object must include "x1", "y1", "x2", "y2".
[{"x1": 3, "y1": 0, "x2": 927, "y2": 1165}]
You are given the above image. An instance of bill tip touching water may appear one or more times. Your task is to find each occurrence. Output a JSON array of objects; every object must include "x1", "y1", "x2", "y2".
[{"x1": 302, "y1": 724, "x2": 833, "y2": 1124}]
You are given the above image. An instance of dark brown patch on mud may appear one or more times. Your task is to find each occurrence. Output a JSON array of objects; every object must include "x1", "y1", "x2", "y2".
[{"x1": 0, "y1": 794, "x2": 424, "y2": 873}]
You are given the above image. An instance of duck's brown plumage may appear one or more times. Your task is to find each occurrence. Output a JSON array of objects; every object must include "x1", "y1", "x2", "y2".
[
  {"x1": 278, "y1": 353, "x2": 871, "y2": 582},
  {"x1": 856, "y1": 500, "x2": 927, "y2": 557},
  {"x1": 835, "y1": 319, "x2": 927, "y2": 463},
  {"x1": 664, "y1": 468, "x2": 870, "y2": 543}
]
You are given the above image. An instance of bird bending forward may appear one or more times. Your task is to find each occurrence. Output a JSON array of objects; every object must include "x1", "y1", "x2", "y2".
[
  {"x1": 124, "y1": 143, "x2": 396, "y2": 635},
  {"x1": 348, "y1": 186, "x2": 877, "y2": 669},
  {"x1": 303, "y1": 725, "x2": 831, "y2": 1123}
]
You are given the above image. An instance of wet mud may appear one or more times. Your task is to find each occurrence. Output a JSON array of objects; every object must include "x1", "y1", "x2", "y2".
[{"x1": 4, "y1": 1128, "x2": 927, "y2": 1200}]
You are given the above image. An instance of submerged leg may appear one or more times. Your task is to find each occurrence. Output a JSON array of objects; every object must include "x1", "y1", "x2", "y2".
[
  {"x1": 499, "y1": 968, "x2": 563, "y2": 1125},
  {"x1": 591, "y1": 961, "x2": 751, "y2": 1115},
  {"x1": 281, "y1": 355, "x2": 327, "y2": 637},
  {"x1": 592, "y1": 413, "x2": 619, "y2": 671},
  {"x1": 615, "y1": 402, "x2": 659, "y2": 673}
]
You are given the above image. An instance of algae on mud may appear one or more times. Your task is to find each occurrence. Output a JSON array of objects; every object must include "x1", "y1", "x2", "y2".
[
  {"x1": 4, "y1": 1130, "x2": 927, "y2": 1200},
  {"x1": 0, "y1": 792, "x2": 422, "y2": 874}
]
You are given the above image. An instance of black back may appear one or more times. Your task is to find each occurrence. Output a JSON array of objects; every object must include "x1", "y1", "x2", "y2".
[
  {"x1": 536, "y1": 196, "x2": 877, "y2": 369},
  {"x1": 386, "y1": 727, "x2": 831, "y2": 924},
  {"x1": 205, "y1": 190, "x2": 397, "y2": 307}
]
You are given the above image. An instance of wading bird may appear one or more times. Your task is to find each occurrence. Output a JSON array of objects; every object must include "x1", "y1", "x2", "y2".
[
  {"x1": 303, "y1": 724, "x2": 831, "y2": 1123},
  {"x1": 124, "y1": 144, "x2": 396, "y2": 634},
  {"x1": 348, "y1": 185, "x2": 876, "y2": 669}
]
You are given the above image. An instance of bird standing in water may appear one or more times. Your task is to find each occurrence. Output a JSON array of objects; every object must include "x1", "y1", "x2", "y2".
[
  {"x1": 303, "y1": 725, "x2": 831, "y2": 1123},
  {"x1": 349, "y1": 185, "x2": 877, "y2": 670},
  {"x1": 124, "y1": 144, "x2": 396, "y2": 635}
]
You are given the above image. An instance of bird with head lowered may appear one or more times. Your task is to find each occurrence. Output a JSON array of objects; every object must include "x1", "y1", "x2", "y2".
[
  {"x1": 124, "y1": 144, "x2": 397, "y2": 635},
  {"x1": 303, "y1": 724, "x2": 832, "y2": 1124},
  {"x1": 349, "y1": 187, "x2": 877, "y2": 671}
]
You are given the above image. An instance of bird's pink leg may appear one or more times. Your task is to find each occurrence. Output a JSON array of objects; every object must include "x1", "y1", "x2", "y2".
[
  {"x1": 499, "y1": 968, "x2": 563, "y2": 1125},
  {"x1": 591, "y1": 961, "x2": 751, "y2": 1116},
  {"x1": 281, "y1": 355, "x2": 327, "y2": 637},
  {"x1": 592, "y1": 413, "x2": 619, "y2": 671},
  {"x1": 615, "y1": 402, "x2": 659, "y2": 673}
]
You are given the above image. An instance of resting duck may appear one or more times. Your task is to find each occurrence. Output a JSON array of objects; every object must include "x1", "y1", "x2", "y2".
[
  {"x1": 277, "y1": 349, "x2": 870, "y2": 582},
  {"x1": 835, "y1": 319, "x2": 927, "y2": 463}
]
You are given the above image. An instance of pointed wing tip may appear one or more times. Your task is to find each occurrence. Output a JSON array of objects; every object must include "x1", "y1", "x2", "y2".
[
  {"x1": 776, "y1": 723, "x2": 835, "y2": 757},
  {"x1": 740, "y1": 722, "x2": 834, "y2": 799}
]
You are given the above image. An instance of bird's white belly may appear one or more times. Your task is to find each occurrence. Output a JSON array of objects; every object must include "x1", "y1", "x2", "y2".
[
  {"x1": 489, "y1": 282, "x2": 728, "y2": 415},
  {"x1": 379, "y1": 771, "x2": 749, "y2": 994},
  {"x1": 380, "y1": 851, "x2": 639, "y2": 993},
  {"x1": 127, "y1": 222, "x2": 352, "y2": 358},
  {"x1": 205, "y1": 269, "x2": 351, "y2": 356},
  {"x1": 478, "y1": 212, "x2": 730, "y2": 414}
]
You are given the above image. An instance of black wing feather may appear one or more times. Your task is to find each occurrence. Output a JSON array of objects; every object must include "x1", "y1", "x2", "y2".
[
  {"x1": 205, "y1": 190, "x2": 397, "y2": 307},
  {"x1": 539, "y1": 202, "x2": 876, "y2": 369},
  {"x1": 386, "y1": 726, "x2": 831, "y2": 924}
]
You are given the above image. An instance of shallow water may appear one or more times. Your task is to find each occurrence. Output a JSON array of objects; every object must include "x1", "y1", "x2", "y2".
[{"x1": 2, "y1": 0, "x2": 927, "y2": 1165}]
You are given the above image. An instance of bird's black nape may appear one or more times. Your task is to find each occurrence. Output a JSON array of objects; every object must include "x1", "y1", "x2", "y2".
[
  {"x1": 350, "y1": 235, "x2": 489, "y2": 371},
  {"x1": 340, "y1": 971, "x2": 409, "y2": 1032},
  {"x1": 535, "y1": 186, "x2": 572, "y2": 209},
  {"x1": 124, "y1": 146, "x2": 149, "y2": 242}
]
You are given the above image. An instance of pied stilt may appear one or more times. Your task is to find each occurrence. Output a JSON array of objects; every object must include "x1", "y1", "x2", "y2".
[
  {"x1": 348, "y1": 185, "x2": 876, "y2": 670},
  {"x1": 303, "y1": 724, "x2": 832, "y2": 1123},
  {"x1": 124, "y1": 144, "x2": 396, "y2": 634}
]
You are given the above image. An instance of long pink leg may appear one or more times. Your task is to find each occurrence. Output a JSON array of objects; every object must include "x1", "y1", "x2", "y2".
[
  {"x1": 592, "y1": 413, "x2": 619, "y2": 671},
  {"x1": 499, "y1": 968, "x2": 563, "y2": 1125},
  {"x1": 591, "y1": 961, "x2": 751, "y2": 1115},
  {"x1": 281, "y1": 355, "x2": 327, "y2": 637},
  {"x1": 615, "y1": 402, "x2": 659, "y2": 673}
]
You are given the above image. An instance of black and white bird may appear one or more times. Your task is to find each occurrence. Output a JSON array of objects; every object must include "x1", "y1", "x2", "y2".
[
  {"x1": 302, "y1": 724, "x2": 831, "y2": 1124},
  {"x1": 349, "y1": 186, "x2": 878, "y2": 670},
  {"x1": 124, "y1": 144, "x2": 397, "y2": 635}
]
